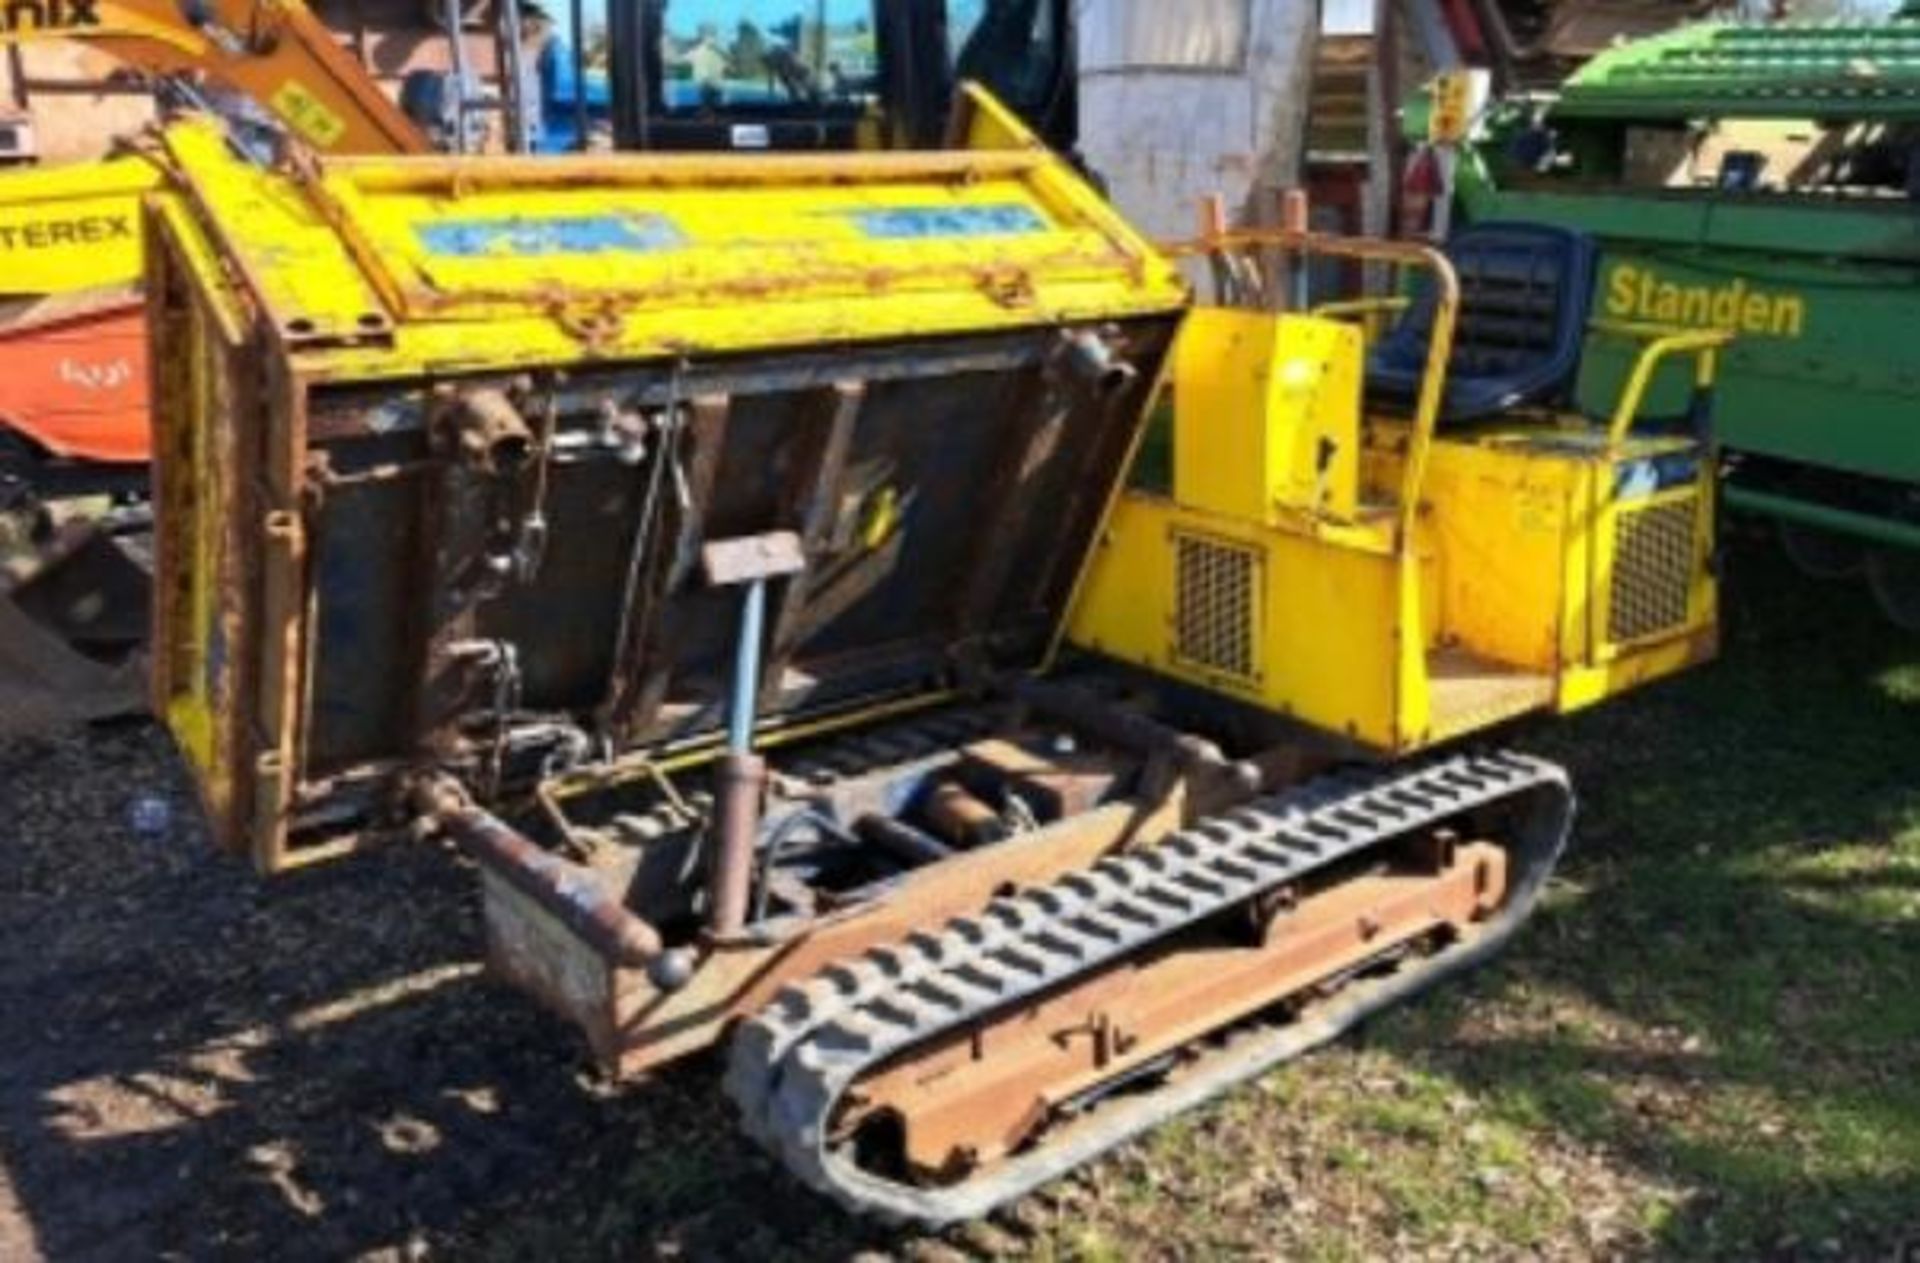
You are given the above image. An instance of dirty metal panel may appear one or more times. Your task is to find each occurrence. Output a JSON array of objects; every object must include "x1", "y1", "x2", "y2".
[
  {"x1": 293, "y1": 320, "x2": 1178, "y2": 786},
  {"x1": 307, "y1": 455, "x2": 427, "y2": 770},
  {"x1": 480, "y1": 872, "x2": 620, "y2": 1061}
]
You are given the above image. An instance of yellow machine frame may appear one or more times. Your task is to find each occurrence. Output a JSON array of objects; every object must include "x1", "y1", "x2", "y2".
[{"x1": 1069, "y1": 227, "x2": 1728, "y2": 753}]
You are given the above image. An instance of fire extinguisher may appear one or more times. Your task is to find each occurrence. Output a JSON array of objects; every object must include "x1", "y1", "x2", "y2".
[{"x1": 1399, "y1": 144, "x2": 1440, "y2": 240}]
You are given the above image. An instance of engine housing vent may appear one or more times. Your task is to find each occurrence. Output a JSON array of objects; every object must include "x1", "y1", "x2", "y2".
[
  {"x1": 1172, "y1": 532, "x2": 1263, "y2": 683},
  {"x1": 1608, "y1": 496, "x2": 1697, "y2": 644}
]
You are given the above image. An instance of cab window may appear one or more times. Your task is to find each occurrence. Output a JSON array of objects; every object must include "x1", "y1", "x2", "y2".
[
  {"x1": 658, "y1": 0, "x2": 881, "y2": 112},
  {"x1": 947, "y1": 0, "x2": 1068, "y2": 122}
]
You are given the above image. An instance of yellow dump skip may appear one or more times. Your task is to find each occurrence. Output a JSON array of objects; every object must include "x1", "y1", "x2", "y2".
[{"x1": 145, "y1": 89, "x2": 1190, "y2": 871}]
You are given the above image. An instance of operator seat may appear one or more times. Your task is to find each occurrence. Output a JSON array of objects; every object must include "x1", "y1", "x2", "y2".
[{"x1": 1365, "y1": 222, "x2": 1598, "y2": 424}]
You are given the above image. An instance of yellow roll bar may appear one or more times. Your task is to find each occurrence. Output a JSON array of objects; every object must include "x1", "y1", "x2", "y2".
[{"x1": 1588, "y1": 318, "x2": 1733, "y2": 451}]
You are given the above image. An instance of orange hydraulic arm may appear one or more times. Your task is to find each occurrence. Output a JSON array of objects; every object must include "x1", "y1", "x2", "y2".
[
  {"x1": 0, "y1": 0, "x2": 427, "y2": 154},
  {"x1": 0, "y1": 0, "x2": 431, "y2": 461}
]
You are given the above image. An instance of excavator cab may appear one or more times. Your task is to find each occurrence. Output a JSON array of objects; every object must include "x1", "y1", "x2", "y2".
[
  {"x1": 1070, "y1": 216, "x2": 1726, "y2": 751},
  {"x1": 606, "y1": 0, "x2": 1075, "y2": 153}
]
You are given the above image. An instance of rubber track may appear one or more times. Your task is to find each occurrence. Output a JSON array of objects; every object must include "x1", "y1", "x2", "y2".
[{"x1": 724, "y1": 751, "x2": 1574, "y2": 1226}]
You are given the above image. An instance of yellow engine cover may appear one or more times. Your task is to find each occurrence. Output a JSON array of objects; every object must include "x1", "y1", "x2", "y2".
[
  {"x1": 1071, "y1": 307, "x2": 1719, "y2": 755},
  {"x1": 1172, "y1": 309, "x2": 1362, "y2": 524}
]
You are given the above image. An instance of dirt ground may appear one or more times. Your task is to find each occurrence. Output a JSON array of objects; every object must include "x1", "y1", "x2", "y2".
[{"x1": 2, "y1": 543, "x2": 1917, "y2": 1261}]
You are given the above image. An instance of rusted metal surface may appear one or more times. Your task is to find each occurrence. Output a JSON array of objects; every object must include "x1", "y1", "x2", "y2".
[
  {"x1": 957, "y1": 735, "x2": 1123, "y2": 822},
  {"x1": 843, "y1": 839, "x2": 1510, "y2": 1176},
  {"x1": 707, "y1": 752, "x2": 766, "y2": 938},
  {"x1": 208, "y1": 319, "x2": 1180, "y2": 867},
  {"x1": 434, "y1": 384, "x2": 534, "y2": 475},
  {"x1": 421, "y1": 779, "x2": 671, "y2": 972},
  {"x1": 758, "y1": 382, "x2": 864, "y2": 710},
  {"x1": 922, "y1": 781, "x2": 1009, "y2": 848},
  {"x1": 470, "y1": 781, "x2": 1184, "y2": 1075},
  {"x1": 725, "y1": 755, "x2": 1574, "y2": 1224},
  {"x1": 612, "y1": 390, "x2": 731, "y2": 744},
  {"x1": 1003, "y1": 675, "x2": 1259, "y2": 795},
  {"x1": 619, "y1": 792, "x2": 1186, "y2": 1076}
]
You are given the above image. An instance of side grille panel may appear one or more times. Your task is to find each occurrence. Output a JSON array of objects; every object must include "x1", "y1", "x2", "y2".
[
  {"x1": 1173, "y1": 533, "x2": 1262, "y2": 682},
  {"x1": 1608, "y1": 496, "x2": 1697, "y2": 644}
]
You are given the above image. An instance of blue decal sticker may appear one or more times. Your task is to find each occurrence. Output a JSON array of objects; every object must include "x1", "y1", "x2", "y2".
[
  {"x1": 850, "y1": 204, "x2": 1048, "y2": 240},
  {"x1": 416, "y1": 213, "x2": 684, "y2": 258}
]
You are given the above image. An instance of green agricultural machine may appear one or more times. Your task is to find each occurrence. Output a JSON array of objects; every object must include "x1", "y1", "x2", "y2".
[{"x1": 1453, "y1": 14, "x2": 1920, "y2": 628}]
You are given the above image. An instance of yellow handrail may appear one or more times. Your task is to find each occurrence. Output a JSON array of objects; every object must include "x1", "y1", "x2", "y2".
[
  {"x1": 1589, "y1": 319, "x2": 1732, "y2": 450},
  {"x1": 1311, "y1": 296, "x2": 1412, "y2": 320},
  {"x1": 1311, "y1": 296, "x2": 1411, "y2": 348}
]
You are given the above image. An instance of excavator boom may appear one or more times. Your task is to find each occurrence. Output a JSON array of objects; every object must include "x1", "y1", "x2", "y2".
[
  {"x1": 0, "y1": 0, "x2": 430, "y2": 732},
  {"x1": 2, "y1": 0, "x2": 425, "y2": 155}
]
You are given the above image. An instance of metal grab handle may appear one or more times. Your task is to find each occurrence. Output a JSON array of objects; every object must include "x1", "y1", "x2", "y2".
[{"x1": 1310, "y1": 296, "x2": 1413, "y2": 349}]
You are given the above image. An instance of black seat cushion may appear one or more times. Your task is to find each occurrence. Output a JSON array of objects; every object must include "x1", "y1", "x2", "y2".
[{"x1": 1367, "y1": 222, "x2": 1598, "y2": 424}]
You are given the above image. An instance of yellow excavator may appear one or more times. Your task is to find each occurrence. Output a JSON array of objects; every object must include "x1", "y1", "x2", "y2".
[
  {"x1": 142, "y1": 89, "x2": 1723, "y2": 1221},
  {"x1": 0, "y1": 0, "x2": 426, "y2": 379},
  {"x1": 0, "y1": 0, "x2": 430, "y2": 733}
]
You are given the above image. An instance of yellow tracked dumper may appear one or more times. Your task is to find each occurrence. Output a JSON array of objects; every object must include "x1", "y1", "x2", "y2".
[{"x1": 146, "y1": 90, "x2": 1722, "y2": 1223}]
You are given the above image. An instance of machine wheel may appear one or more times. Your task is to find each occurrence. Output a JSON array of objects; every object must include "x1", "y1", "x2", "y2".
[
  {"x1": 1867, "y1": 546, "x2": 1920, "y2": 634},
  {"x1": 1778, "y1": 521, "x2": 1865, "y2": 581}
]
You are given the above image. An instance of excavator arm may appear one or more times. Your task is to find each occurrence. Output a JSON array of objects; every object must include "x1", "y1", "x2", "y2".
[
  {"x1": 0, "y1": 0, "x2": 433, "y2": 729},
  {"x1": 0, "y1": 0, "x2": 429, "y2": 457},
  {"x1": 0, "y1": 0, "x2": 426, "y2": 154}
]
